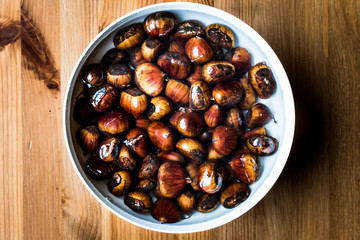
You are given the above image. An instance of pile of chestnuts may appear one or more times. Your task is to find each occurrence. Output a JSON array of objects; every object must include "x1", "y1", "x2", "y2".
[{"x1": 74, "y1": 11, "x2": 279, "y2": 224}]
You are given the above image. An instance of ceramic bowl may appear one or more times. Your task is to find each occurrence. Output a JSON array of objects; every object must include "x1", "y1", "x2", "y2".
[{"x1": 63, "y1": 2, "x2": 295, "y2": 233}]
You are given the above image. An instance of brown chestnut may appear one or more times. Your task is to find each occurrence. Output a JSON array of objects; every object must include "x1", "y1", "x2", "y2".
[
  {"x1": 230, "y1": 152, "x2": 259, "y2": 184},
  {"x1": 204, "y1": 104, "x2": 224, "y2": 128},
  {"x1": 99, "y1": 136, "x2": 121, "y2": 162},
  {"x1": 115, "y1": 144, "x2": 138, "y2": 171},
  {"x1": 125, "y1": 190, "x2": 153, "y2": 213},
  {"x1": 225, "y1": 108, "x2": 244, "y2": 137},
  {"x1": 196, "y1": 193, "x2": 219, "y2": 213},
  {"x1": 220, "y1": 182, "x2": 250, "y2": 208},
  {"x1": 184, "y1": 162, "x2": 199, "y2": 191},
  {"x1": 157, "y1": 151, "x2": 186, "y2": 165},
  {"x1": 130, "y1": 47, "x2": 148, "y2": 68},
  {"x1": 97, "y1": 109, "x2": 130, "y2": 135},
  {"x1": 81, "y1": 64, "x2": 105, "y2": 87},
  {"x1": 245, "y1": 103, "x2": 273, "y2": 128},
  {"x1": 210, "y1": 41, "x2": 225, "y2": 60},
  {"x1": 135, "y1": 62, "x2": 165, "y2": 97},
  {"x1": 165, "y1": 79, "x2": 190, "y2": 106},
  {"x1": 186, "y1": 65, "x2": 203, "y2": 85},
  {"x1": 175, "y1": 111, "x2": 205, "y2": 137},
  {"x1": 106, "y1": 64, "x2": 132, "y2": 89},
  {"x1": 199, "y1": 127, "x2": 214, "y2": 143},
  {"x1": 205, "y1": 24, "x2": 235, "y2": 50},
  {"x1": 157, "y1": 52, "x2": 191, "y2": 80},
  {"x1": 151, "y1": 198, "x2": 182, "y2": 223},
  {"x1": 141, "y1": 38, "x2": 166, "y2": 62},
  {"x1": 120, "y1": 87, "x2": 148, "y2": 117},
  {"x1": 134, "y1": 115, "x2": 151, "y2": 130},
  {"x1": 207, "y1": 143, "x2": 226, "y2": 161},
  {"x1": 177, "y1": 189, "x2": 196, "y2": 217},
  {"x1": 189, "y1": 81, "x2": 211, "y2": 111},
  {"x1": 85, "y1": 156, "x2": 114, "y2": 180},
  {"x1": 243, "y1": 127, "x2": 267, "y2": 140},
  {"x1": 73, "y1": 98, "x2": 94, "y2": 124},
  {"x1": 136, "y1": 177, "x2": 156, "y2": 192},
  {"x1": 90, "y1": 84, "x2": 118, "y2": 112},
  {"x1": 246, "y1": 135, "x2": 279, "y2": 156},
  {"x1": 212, "y1": 125, "x2": 238, "y2": 155},
  {"x1": 143, "y1": 12, "x2": 178, "y2": 38},
  {"x1": 113, "y1": 23, "x2": 145, "y2": 50},
  {"x1": 202, "y1": 61, "x2": 235, "y2": 84},
  {"x1": 157, "y1": 161, "x2": 189, "y2": 198},
  {"x1": 125, "y1": 128, "x2": 149, "y2": 158},
  {"x1": 76, "y1": 125, "x2": 100, "y2": 153},
  {"x1": 173, "y1": 20, "x2": 205, "y2": 39},
  {"x1": 176, "y1": 138, "x2": 206, "y2": 165},
  {"x1": 168, "y1": 38, "x2": 186, "y2": 55},
  {"x1": 185, "y1": 36, "x2": 214, "y2": 64},
  {"x1": 147, "y1": 121, "x2": 175, "y2": 152},
  {"x1": 238, "y1": 77, "x2": 257, "y2": 110},
  {"x1": 138, "y1": 154, "x2": 160, "y2": 179},
  {"x1": 147, "y1": 96, "x2": 174, "y2": 121},
  {"x1": 107, "y1": 171, "x2": 132, "y2": 196},
  {"x1": 224, "y1": 47, "x2": 252, "y2": 77},
  {"x1": 101, "y1": 48, "x2": 129, "y2": 67},
  {"x1": 198, "y1": 161, "x2": 226, "y2": 194},
  {"x1": 248, "y1": 62, "x2": 277, "y2": 99},
  {"x1": 212, "y1": 80, "x2": 243, "y2": 107}
]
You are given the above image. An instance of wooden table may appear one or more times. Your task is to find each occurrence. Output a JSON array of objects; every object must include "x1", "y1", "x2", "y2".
[{"x1": 1, "y1": 0, "x2": 359, "y2": 239}]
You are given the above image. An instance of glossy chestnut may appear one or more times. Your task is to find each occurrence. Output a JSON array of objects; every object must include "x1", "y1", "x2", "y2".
[
  {"x1": 106, "y1": 64, "x2": 132, "y2": 89},
  {"x1": 147, "y1": 96, "x2": 174, "y2": 121},
  {"x1": 125, "y1": 128, "x2": 149, "y2": 158},
  {"x1": 205, "y1": 24, "x2": 235, "y2": 50},
  {"x1": 141, "y1": 38, "x2": 165, "y2": 62},
  {"x1": 207, "y1": 142, "x2": 226, "y2": 161},
  {"x1": 220, "y1": 182, "x2": 250, "y2": 208},
  {"x1": 186, "y1": 65, "x2": 203, "y2": 84},
  {"x1": 113, "y1": 23, "x2": 145, "y2": 50},
  {"x1": 76, "y1": 125, "x2": 100, "y2": 153},
  {"x1": 246, "y1": 135, "x2": 279, "y2": 156},
  {"x1": 157, "y1": 52, "x2": 191, "y2": 80},
  {"x1": 136, "y1": 177, "x2": 156, "y2": 192},
  {"x1": 115, "y1": 144, "x2": 138, "y2": 171},
  {"x1": 245, "y1": 103, "x2": 273, "y2": 128},
  {"x1": 198, "y1": 161, "x2": 226, "y2": 194},
  {"x1": 81, "y1": 63, "x2": 105, "y2": 87},
  {"x1": 90, "y1": 84, "x2": 118, "y2": 112},
  {"x1": 173, "y1": 20, "x2": 205, "y2": 39},
  {"x1": 212, "y1": 80, "x2": 243, "y2": 107},
  {"x1": 177, "y1": 189, "x2": 196, "y2": 217},
  {"x1": 157, "y1": 161, "x2": 189, "y2": 198},
  {"x1": 238, "y1": 77, "x2": 257, "y2": 110},
  {"x1": 212, "y1": 125, "x2": 238, "y2": 155},
  {"x1": 164, "y1": 79, "x2": 190, "y2": 106},
  {"x1": 185, "y1": 162, "x2": 200, "y2": 191},
  {"x1": 157, "y1": 151, "x2": 186, "y2": 165},
  {"x1": 85, "y1": 156, "x2": 114, "y2": 180},
  {"x1": 168, "y1": 38, "x2": 186, "y2": 55},
  {"x1": 135, "y1": 62, "x2": 165, "y2": 97},
  {"x1": 185, "y1": 36, "x2": 214, "y2": 64},
  {"x1": 189, "y1": 81, "x2": 211, "y2": 111},
  {"x1": 101, "y1": 48, "x2": 129, "y2": 67},
  {"x1": 99, "y1": 136, "x2": 121, "y2": 162},
  {"x1": 107, "y1": 171, "x2": 132, "y2": 196},
  {"x1": 138, "y1": 154, "x2": 160, "y2": 179},
  {"x1": 143, "y1": 11, "x2": 178, "y2": 37},
  {"x1": 151, "y1": 198, "x2": 182, "y2": 223},
  {"x1": 225, "y1": 108, "x2": 244, "y2": 137},
  {"x1": 176, "y1": 138, "x2": 206, "y2": 165},
  {"x1": 73, "y1": 98, "x2": 94, "y2": 124},
  {"x1": 147, "y1": 121, "x2": 175, "y2": 152},
  {"x1": 248, "y1": 62, "x2": 277, "y2": 99},
  {"x1": 97, "y1": 109, "x2": 130, "y2": 135},
  {"x1": 120, "y1": 87, "x2": 148, "y2": 117},
  {"x1": 204, "y1": 104, "x2": 224, "y2": 128},
  {"x1": 224, "y1": 47, "x2": 252, "y2": 77},
  {"x1": 202, "y1": 61, "x2": 235, "y2": 84},
  {"x1": 134, "y1": 115, "x2": 151, "y2": 130},
  {"x1": 175, "y1": 111, "x2": 205, "y2": 137},
  {"x1": 230, "y1": 152, "x2": 259, "y2": 184},
  {"x1": 125, "y1": 190, "x2": 153, "y2": 213},
  {"x1": 199, "y1": 127, "x2": 214, "y2": 143},
  {"x1": 243, "y1": 127, "x2": 267, "y2": 140}
]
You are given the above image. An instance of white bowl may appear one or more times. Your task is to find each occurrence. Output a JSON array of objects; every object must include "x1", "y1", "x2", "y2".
[{"x1": 63, "y1": 2, "x2": 295, "y2": 233}]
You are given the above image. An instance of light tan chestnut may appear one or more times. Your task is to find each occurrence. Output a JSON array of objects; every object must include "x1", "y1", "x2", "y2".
[
  {"x1": 212, "y1": 125, "x2": 239, "y2": 156},
  {"x1": 189, "y1": 81, "x2": 211, "y2": 111},
  {"x1": 202, "y1": 61, "x2": 235, "y2": 84},
  {"x1": 113, "y1": 23, "x2": 145, "y2": 50},
  {"x1": 106, "y1": 64, "x2": 132, "y2": 89},
  {"x1": 177, "y1": 189, "x2": 196, "y2": 216},
  {"x1": 141, "y1": 38, "x2": 165, "y2": 62},
  {"x1": 204, "y1": 104, "x2": 224, "y2": 128},
  {"x1": 147, "y1": 96, "x2": 174, "y2": 121},
  {"x1": 185, "y1": 162, "x2": 200, "y2": 191},
  {"x1": 135, "y1": 62, "x2": 165, "y2": 97},
  {"x1": 120, "y1": 87, "x2": 148, "y2": 117},
  {"x1": 165, "y1": 79, "x2": 190, "y2": 106},
  {"x1": 176, "y1": 138, "x2": 206, "y2": 165},
  {"x1": 115, "y1": 144, "x2": 138, "y2": 171},
  {"x1": 157, "y1": 161, "x2": 189, "y2": 198},
  {"x1": 185, "y1": 36, "x2": 214, "y2": 64},
  {"x1": 107, "y1": 171, "x2": 132, "y2": 196},
  {"x1": 147, "y1": 121, "x2": 175, "y2": 152},
  {"x1": 248, "y1": 62, "x2": 277, "y2": 99},
  {"x1": 238, "y1": 77, "x2": 257, "y2": 110}
]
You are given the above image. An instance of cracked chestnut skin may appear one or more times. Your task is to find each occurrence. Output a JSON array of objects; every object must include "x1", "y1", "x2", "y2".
[
  {"x1": 248, "y1": 62, "x2": 277, "y2": 99},
  {"x1": 113, "y1": 23, "x2": 145, "y2": 50},
  {"x1": 101, "y1": 48, "x2": 129, "y2": 67},
  {"x1": 205, "y1": 24, "x2": 235, "y2": 50},
  {"x1": 85, "y1": 156, "x2": 115, "y2": 180},
  {"x1": 173, "y1": 20, "x2": 205, "y2": 39},
  {"x1": 224, "y1": 47, "x2": 252, "y2": 77},
  {"x1": 157, "y1": 52, "x2": 191, "y2": 80},
  {"x1": 220, "y1": 182, "x2": 250, "y2": 208},
  {"x1": 185, "y1": 36, "x2": 214, "y2": 65},
  {"x1": 196, "y1": 193, "x2": 220, "y2": 213},
  {"x1": 90, "y1": 84, "x2": 118, "y2": 112},
  {"x1": 125, "y1": 190, "x2": 153, "y2": 213},
  {"x1": 246, "y1": 135, "x2": 279, "y2": 156},
  {"x1": 106, "y1": 64, "x2": 132, "y2": 89},
  {"x1": 189, "y1": 81, "x2": 211, "y2": 111},
  {"x1": 202, "y1": 61, "x2": 235, "y2": 84}
]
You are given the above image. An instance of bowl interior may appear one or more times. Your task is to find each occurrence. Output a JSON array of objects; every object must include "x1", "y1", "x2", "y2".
[{"x1": 63, "y1": 2, "x2": 295, "y2": 233}]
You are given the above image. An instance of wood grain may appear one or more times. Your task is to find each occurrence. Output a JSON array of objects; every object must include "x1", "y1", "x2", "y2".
[{"x1": 0, "y1": 0, "x2": 359, "y2": 239}]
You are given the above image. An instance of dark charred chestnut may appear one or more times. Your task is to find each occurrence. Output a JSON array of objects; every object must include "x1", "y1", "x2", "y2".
[
  {"x1": 245, "y1": 103, "x2": 273, "y2": 128},
  {"x1": 220, "y1": 182, "x2": 250, "y2": 208},
  {"x1": 212, "y1": 80, "x2": 243, "y2": 107},
  {"x1": 199, "y1": 127, "x2": 214, "y2": 143},
  {"x1": 157, "y1": 151, "x2": 186, "y2": 165},
  {"x1": 157, "y1": 52, "x2": 191, "y2": 80},
  {"x1": 175, "y1": 111, "x2": 205, "y2": 137},
  {"x1": 185, "y1": 36, "x2": 214, "y2": 64},
  {"x1": 238, "y1": 77, "x2": 257, "y2": 110},
  {"x1": 176, "y1": 138, "x2": 206, "y2": 165},
  {"x1": 134, "y1": 115, "x2": 151, "y2": 130},
  {"x1": 113, "y1": 23, "x2": 145, "y2": 50},
  {"x1": 99, "y1": 136, "x2": 121, "y2": 162},
  {"x1": 147, "y1": 96, "x2": 174, "y2": 121},
  {"x1": 120, "y1": 87, "x2": 148, "y2": 117},
  {"x1": 243, "y1": 127, "x2": 267, "y2": 140},
  {"x1": 115, "y1": 144, "x2": 138, "y2": 171},
  {"x1": 130, "y1": 47, "x2": 148, "y2": 68},
  {"x1": 107, "y1": 171, "x2": 132, "y2": 196},
  {"x1": 210, "y1": 41, "x2": 225, "y2": 60},
  {"x1": 125, "y1": 190, "x2": 153, "y2": 213},
  {"x1": 138, "y1": 154, "x2": 160, "y2": 179},
  {"x1": 147, "y1": 121, "x2": 175, "y2": 152},
  {"x1": 73, "y1": 98, "x2": 94, "y2": 124},
  {"x1": 143, "y1": 12, "x2": 178, "y2": 37},
  {"x1": 164, "y1": 79, "x2": 190, "y2": 106},
  {"x1": 248, "y1": 62, "x2": 277, "y2": 99},
  {"x1": 225, "y1": 108, "x2": 244, "y2": 137},
  {"x1": 90, "y1": 84, "x2": 118, "y2": 112},
  {"x1": 85, "y1": 156, "x2": 114, "y2": 180},
  {"x1": 125, "y1": 128, "x2": 149, "y2": 158},
  {"x1": 135, "y1": 62, "x2": 165, "y2": 97},
  {"x1": 168, "y1": 38, "x2": 186, "y2": 55},
  {"x1": 204, "y1": 104, "x2": 224, "y2": 128},
  {"x1": 151, "y1": 198, "x2": 182, "y2": 223},
  {"x1": 198, "y1": 161, "x2": 226, "y2": 194},
  {"x1": 81, "y1": 63, "x2": 105, "y2": 87},
  {"x1": 186, "y1": 65, "x2": 203, "y2": 85},
  {"x1": 202, "y1": 61, "x2": 235, "y2": 84},
  {"x1": 246, "y1": 135, "x2": 279, "y2": 156},
  {"x1": 177, "y1": 189, "x2": 196, "y2": 217},
  {"x1": 106, "y1": 64, "x2": 132, "y2": 89},
  {"x1": 173, "y1": 20, "x2": 205, "y2": 39},
  {"x1": 205, "y1": 24, "x2": 235, "y2": 50},
  {"x1": 230, "y1": 152, "x2": 259, "y2": 184},
  {"x1": 101, "y1": 48, "x2": 129, "y2": 67},
  {"x1": 189, "y1": 81, "x2": 211, "y2": 111},
  {"x1": 185, "y1": 162, "x2": 200, "y2": 191},
  {"x1": 141, "y1": 38, "x2": 166, "y2": 62},
  {"x1": 76, "y1": 125, "x2": 100, "y2": 153},
  {"x1": 212, "y1": 125, "x2": 238, "y2": 155},
  {"x1": 224, "y1": 47, "x2": 252, "y2": 77},
  {"x1": 157, "y1": 161, "x2": 189, "y2": 198},
  {"x1": 97, "y1": 109, "x2": 130, "y2": 135},
  {"x1": 196, "y1": 193, "x2": 219, "y2": 213},
  {"x1": 136, "y1": 177, "x2": 156, "y2": 192}
]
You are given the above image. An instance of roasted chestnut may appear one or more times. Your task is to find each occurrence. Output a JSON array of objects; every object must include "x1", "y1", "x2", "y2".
[
  {"x1": 245, "y1": 103, "x2": 273, "y2": 128},
  {"x1": 157, "y1": 162, "x2": 189, "y2": 198},
  {"x1": 246, "y1": 135, "x2": 279, "y2": 156},
  {"x1": 175, "y1": 111, "x2": 205, "y2": 137},
  {"x1": 81, "y1": 63, "x2": 105, "y2": 87},
  {"x1": 85, "y1": 156, "x2": 114, "y2": 180},
  {"x1": 176, "y1": 138, "x2": 206, "y2": 165},
  {"x1": 196, "y1": 193, "x2": 219, "y2": 213},
  {"x1": 136, "y1": 177, "x2": 156, "y2": 192},
  {"x1": 205, "y1": 24, "x2": 234, "y2": 50},
  {"x1": 202, "y1": 61, "x2": 235, "y2": 84},
  {"x1": 220, "y1": 182, "x2": 250, "y2": 208},
  {"x1": 238, "y1": 77, "x2": 257, "y2": 110},
  {"x1": 168, "y1": 38, "x2": 186, "y2": 55},
  {"x1": 185, "y1": 36, "x2": 214, "y2": 64},
  {"x1": 224, "y1": 47, "x2": 252, "y2": 77},
  {"x1": 230, "y1": 152, "x2": 259, "y2": 184},
  {"x1": 106, "y1": 64, "x2": 132, "y2": 89},
  {"x1": 185, "y1": 162, "x2": 200, "y2": 191},
  {"x1": 173, "y1": 20, "x2": 205, "y2": 39},
  {"x1": 120, "y1": 87, "x2": 148, "y2": 117},
  {"x1": 186, "y1": 65, "x2": 203, "y2": 84},
  {"x1": 243, "y1": 127, "x2": 267, "y2": 140},
  {"x1": 198, "y1": 161, "x2": 226, "y2": 194},
  {"x1": 189, "y1": 81, "x2": 211, "y2": 111},
  {"x1": 157, "y1": 52, "x2": 191, "y2": 80},
  {"x1": 113, "y1": 23, "x2": 145, "y2": 50},
  {"x1": 73, "y1": 98, "x2": 94, "y2": 124},
  {"x1": 130, "y1": 47, "x2": 148, "y2": 68},
  {"x1": 204, "y1": 104, "x2": 224, "y2": 128},
  {"x1": 147, "y1": 96, "x2": 174, "y2": 121},
  {"x1": 115, "y1": 144, "x2": 138, "y2": 171},
  {"x1": 177, "y1": 189, "x2": 196, "y2": 217},
  {"x1": 107, "y1": 170, "x2": 132, "y2": 196},
  {"x1": 212, "y1": 80, "x2": 243, "y2": 107},
  {"x1": 138, "y1": 154, "x2": 160, "y2": 179},
  {"x1": 207, "y1": 143, "x2": 226, "y2": 161},
  {"x1": 151, "y1": 198, "x2": 182, "y2": 223},
  {"x1": 210, "y1": 41, "x2": 224, "y2": 60},
  {"x1": 125, "y1": 128, "x2": 149, "y2": 158},
  {"x1": 141, "y1": 38, "x2": 166, "y2": 62},
  {"x1": 199, "y1": 127, "x2": 214, "y2": 143},
  {"x1": 76, "y1": 125, "x2": 100, "y2": 153},
  {"x1": 97, "y1": 109, "x2": 130, "y2": 135},
  {"x1": 135, "y1": 62, "x2": 165, "y2": 97},
  {"x1": 157, "y1": 151, "x2": 186, "y2": 165},
  {"x1": 143, "y1": 11, "x2": 178, "y2": 38},
  {"x1": 99, "y1": 136, "x2": 121, "y2": 162},
  {"x1": 164, "y1": 79, "x2": 190, "y2": 106},
  {"x1": 90, "y1": 84, "x2": 118, "y2": 112},
  {"x1": 125, "y1": 190, "x2": 153, "y2": 213},
  {"x1": 225, "y1": 108, "x2": 244, "y2": 137},
  {"x1": 134, "y1": 115, "x2": 151, "y2": 130},
  {"x1": 248, "y1": 62, "x2": 277, "y2": 99},
  {"x1": 147, "y1": 121, "x2": 175, "y2": 152},
  {"x1": 101, "y1": 48, "x2": 129, "y2": 67},
  {"x1": 212, "y1": 125, "x2": 238, "y2": 155}
]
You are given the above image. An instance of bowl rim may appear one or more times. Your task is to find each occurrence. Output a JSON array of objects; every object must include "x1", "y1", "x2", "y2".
[{"x1": 63, "y1": 2, "x2": 295, "y2": 233}]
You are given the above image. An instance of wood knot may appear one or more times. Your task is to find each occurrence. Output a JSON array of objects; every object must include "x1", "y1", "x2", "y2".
[{"x1": 0, "y1": 18, "x2": 21, "y2": 51}]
